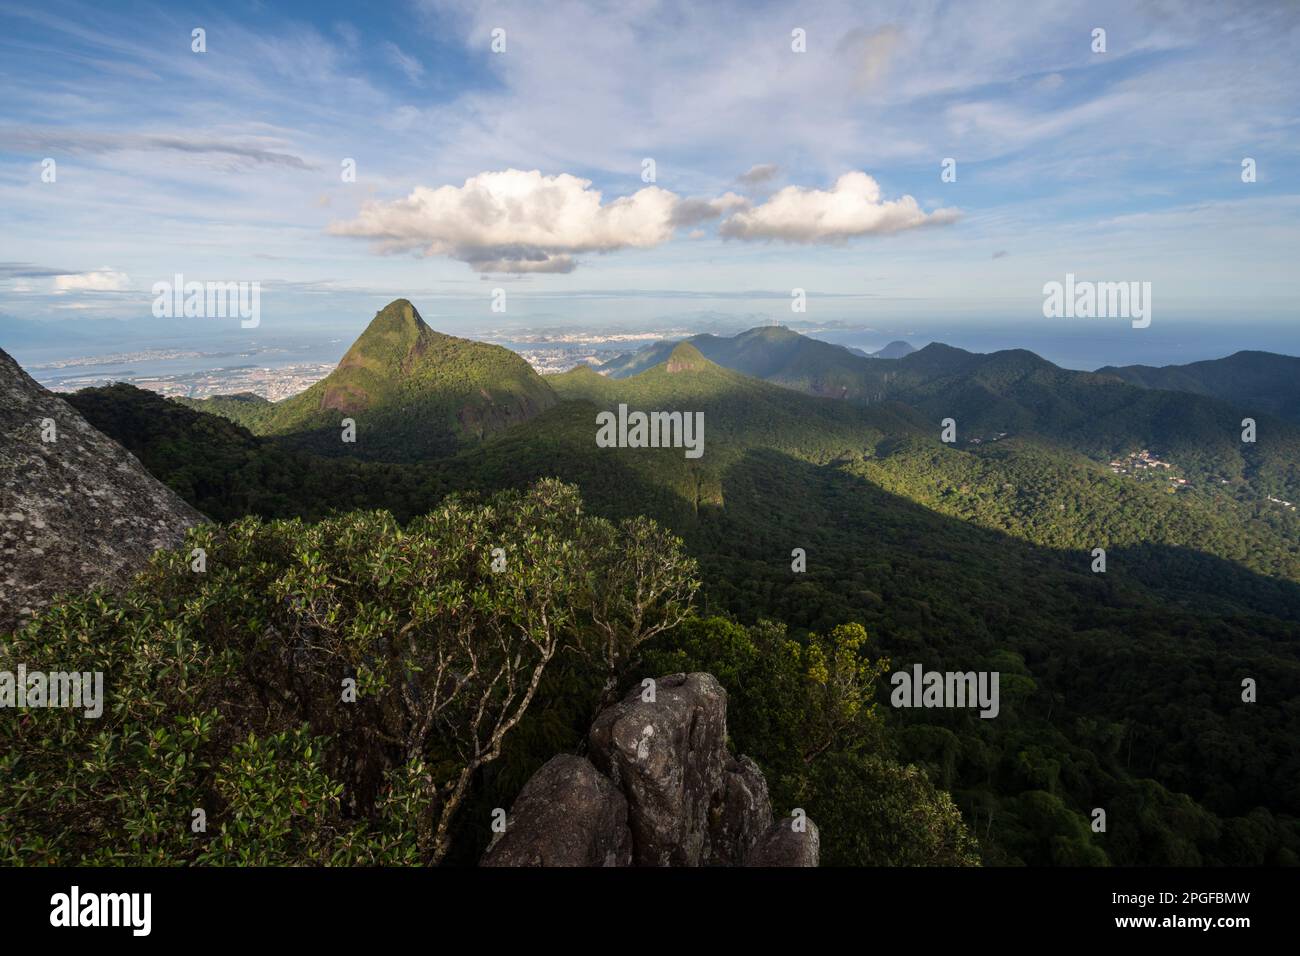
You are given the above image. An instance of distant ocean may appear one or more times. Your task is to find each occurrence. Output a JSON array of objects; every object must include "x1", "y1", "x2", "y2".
[{"x1": 809, "y1": 320, "x2": 1300, "y2": 370}]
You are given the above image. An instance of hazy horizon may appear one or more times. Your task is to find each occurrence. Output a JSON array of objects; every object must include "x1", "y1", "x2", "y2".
[{"x1": 3, "y1": 0, "x2": 1298, "y2": 378}]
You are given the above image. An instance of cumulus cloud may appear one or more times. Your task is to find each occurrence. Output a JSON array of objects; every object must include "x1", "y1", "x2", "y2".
[
  {"x1": 329, "y1": 169, "x2": 684, "y2": 273},
  {"x1": 669, "y1": 192, "x2": 749, "y2": 228},
  {"x1": 737, "y1": 164, "x2": 781, "y2": 187},
  {"x1": 53, "y1": 268, "x2": 131, "y2": 292},
  {"x1": 330, "y1": 168, "x2": 960, "y2": 271},
  {"x1": 718, "y1": 171, "x2": 959, "y2": 243}
]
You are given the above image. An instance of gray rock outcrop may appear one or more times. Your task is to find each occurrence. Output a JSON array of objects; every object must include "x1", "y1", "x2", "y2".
[
  {"x1": 0, "y1": 347, "x2": 206, "y2": 633},
  {"x1": 711, "y1": 755, "x2": 773, "y2": 865},
  {"x1": 747, "y1": 814, "x2": 821, "y2": 867},
  {"x1": 482, "y1": 672, "x2": 818, "y2": 867},
  {"x1": 480, "y1": 754, "x2": 633, "y2": 867},
  {"x1": 588, "y1": 671, "x2": 730, "y2": 865}
]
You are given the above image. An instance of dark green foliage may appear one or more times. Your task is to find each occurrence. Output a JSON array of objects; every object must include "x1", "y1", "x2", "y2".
[
  {"x1": 0, "y1": 481, "x2": 698, "y2": 865},
  {"x1": 174, "y1": 391, "x2": 274, "y2": 431},
  {"x1": 640, "y1": 616, "x2": 979, "y2": 866},
  {"x1": 48, "y1": 322, "x2": 1300, "y2": 867},
  {"x1": 66, "y1": 383, "x2": 449, "y2": 523},
  {"x1": 1100, "y1": 350, "x2": 1300, "y2": 424}
]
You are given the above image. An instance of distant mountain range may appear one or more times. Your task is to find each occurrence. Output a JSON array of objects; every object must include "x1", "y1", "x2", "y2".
[
  {"x1": 1099, "y1": 350, "x2": 1300, "y2": 424},
  {"x1": 597, "y1": 326, "x2": 915, "y2": 396},
  {"x1": 167, "y1": 308, "x2": 1300, "y2": 506},
  {"x1": 19, "y1": 298, "x2": 1300, "y2": 866},
  {"x1": 602, "y1": 325, "x2": 1300, "y2": 420}
]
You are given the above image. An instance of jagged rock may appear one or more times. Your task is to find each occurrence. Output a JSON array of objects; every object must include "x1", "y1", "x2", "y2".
[
  {"x1": 710, "y1": 754, "x2": 772, "y2": 866},
  {"x1": 589, "y1": 672, "x2": 729, "y2": 866},
  {"x1": 0, "y1": 348, "x2": 206, "y2": 633},
  {"x1": 747, "y1": 815, "x2": 821, "y2": 867},
  {"x1": 480, "y1": 672, "x2": 818, "y2": 867},
  {"x1": 480, "y1": 755, "x2": 632, "y2": 867}
]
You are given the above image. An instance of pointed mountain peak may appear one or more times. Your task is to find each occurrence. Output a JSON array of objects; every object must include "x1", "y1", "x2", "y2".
[
  {"x1": 665, "y1": 340, "x2": 713, "y2": 373},
  {"x1": 261, "y1": 299, "x2": 556, "y2": 459},
  {"x1": 360, "y1": 298, "x2": 431, "y2": 339},
  {"x1": 336, "y1": 299, "x2": 440, "y2": 376}
]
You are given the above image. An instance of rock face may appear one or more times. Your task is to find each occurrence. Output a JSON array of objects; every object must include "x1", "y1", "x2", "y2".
[
  {"x1": 747, "y1": 815, "x2": 821, "y2": 867},
  {"x1": 482, "y1": 672, "x2": 818, "y2": 867},
  {"x1": 0, "y1": 348, "x2": 206, "y2": 633},
  {"x1": 480, "y1": 755, "x2": 633, "y2": 867},
  {"x1": 588, "y1": 672, "x2": 729, "y2": 865},
  {"x1": 711, "y1": 755, "x2": 773, "y2": 866}
]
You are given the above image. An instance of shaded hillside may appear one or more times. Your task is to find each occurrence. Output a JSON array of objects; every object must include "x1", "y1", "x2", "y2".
[
  {"x1": 1099, "y1": 350, "x2": 1300, "y2": 424},
  {"x1": 175, "y1": 391, "x2": 274, "y2": 431},
  {"x1": 68, "y1": 383, "x2": 449, "y2": 523}
]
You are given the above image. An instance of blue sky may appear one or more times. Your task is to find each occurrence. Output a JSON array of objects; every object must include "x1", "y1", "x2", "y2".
[{"x1": 1, "y1": 0, "x2": 1298, "y2": 364}]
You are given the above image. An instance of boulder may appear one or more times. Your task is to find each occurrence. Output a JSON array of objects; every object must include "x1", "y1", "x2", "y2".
[
  {"x1": 588, "y1": 672, "x2": 728, "y2": 866},
  {"x1": 481, "y1": 672, "x2": 819, "y2": 867},
  {"x1": 709, "y1": 754, "x2": 772, "y2": 865},
  {"x1": 480, "y1": 754, "x2": 633, "y2": 867},
  {"x1": 746, "y1": 814, "x2": 821, "y2": 867}
]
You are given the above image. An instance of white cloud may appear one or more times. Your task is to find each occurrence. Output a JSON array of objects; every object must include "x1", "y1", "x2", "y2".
[
  {"x1": 53, "y1": 268, "x2": 130, "y2": 292},
  {"x1": 329, "y1": 169, "x2": 684, "y2": 273},
  {"x1": 384, "y1": 42, "x2": 424, "y2": 82},
  {"x1": 719, "y1": 172, "x2": 959, "y2": 243}
]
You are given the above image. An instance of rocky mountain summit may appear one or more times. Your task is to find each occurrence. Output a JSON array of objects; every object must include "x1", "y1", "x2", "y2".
[
  {"x1": 0, "y1": 347, "x2": 205, "y2": 633},
  {"x1": 481, "y1": 672, "x2": 819, "y2": 867}
]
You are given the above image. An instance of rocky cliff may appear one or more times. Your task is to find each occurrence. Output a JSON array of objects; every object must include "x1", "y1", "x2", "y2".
[
  {"x1": 0, "y1": 347, "x2": 206, "y2": 633},
  {"x1": 481, "y1": 672, "x2": 819, "y2": 867}
]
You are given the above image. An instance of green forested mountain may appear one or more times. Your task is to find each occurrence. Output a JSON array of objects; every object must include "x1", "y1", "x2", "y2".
[
  {"x1": 34, "y1": 305, "x2": 1300, "y2": 867},
  {"x1": 872, "y1": 340, "x2": 917, "y2": 359},
  {"x1": 600, "y1": 325, "x2": 897, "y2": 399},
  {"x1": 602, "y1": 332, "x2": 1300, "y2": 502},
  {"x1": 1098, "y1": 350, "x2": 1300, "y2": 425},
  {"x1": 884, "y1": 346, "x2": 1300, "y2": 501},
  {"x1": 236, "y1": 299, "x2": 557, "y2": 460}
]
